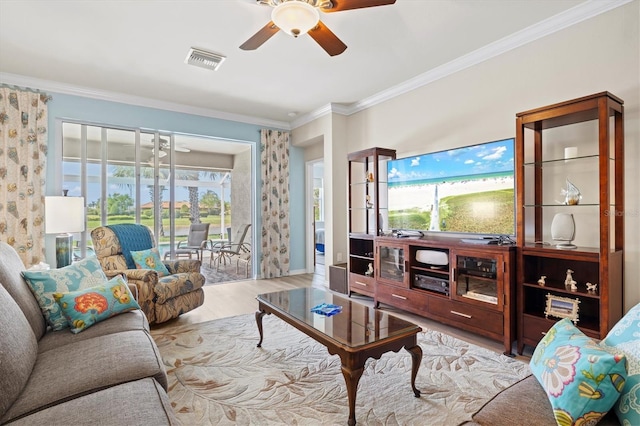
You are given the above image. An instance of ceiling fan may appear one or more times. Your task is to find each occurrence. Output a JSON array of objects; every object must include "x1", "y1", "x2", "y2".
[
  {"x1": 149, "y1": 137, "x2": 191, "y2": 162},
  {"x1": 151, "y1": 137, "x2": 191, "y2": 158},
  {"x1": 240, "y1": 0, "x2": 396, "y2": 56}
]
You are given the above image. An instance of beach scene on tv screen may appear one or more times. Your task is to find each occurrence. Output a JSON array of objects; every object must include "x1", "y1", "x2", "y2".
[{"x1": 387, "y1": 139, "x2": 515, "y2": 235}]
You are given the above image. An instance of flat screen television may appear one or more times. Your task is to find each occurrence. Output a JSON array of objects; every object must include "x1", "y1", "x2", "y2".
[{"x1": 386, "y1": 138, "x2": 515, "y2": 236}]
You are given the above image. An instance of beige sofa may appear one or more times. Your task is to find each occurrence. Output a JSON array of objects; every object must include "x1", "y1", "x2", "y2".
[
  {"x1": 0, "y1": 242, "x2": 177, "y2": 425},
  {"x1": 466, "y1": 374, "x2": 619, "y2": 425}
]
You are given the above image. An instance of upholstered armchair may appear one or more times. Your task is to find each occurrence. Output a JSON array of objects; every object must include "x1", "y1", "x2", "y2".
[{"x1": 90, "y1": 224, "x2": 205, "y2": 324}]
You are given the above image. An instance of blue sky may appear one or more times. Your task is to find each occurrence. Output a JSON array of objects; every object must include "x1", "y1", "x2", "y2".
[{"x1": 388, "y1": 138, "x2": 515, "y2": 183}]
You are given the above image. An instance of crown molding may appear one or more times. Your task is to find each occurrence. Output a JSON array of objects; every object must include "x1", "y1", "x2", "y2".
[
  {"x1": 292, "y1": 0, "x2": 632, "y2": 128},
  {"x1": 0, "y1": 72, "x2": 291, "y2": 131},
  {"x1": 289, "y1": 102, "x2": 351, "y2": 128},
  {"x1": 1, "y1": 0, "x2": 630, "y2": 132}
]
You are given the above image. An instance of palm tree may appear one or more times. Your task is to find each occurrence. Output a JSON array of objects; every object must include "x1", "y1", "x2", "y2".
[
  {"x1": 174, "y1": 170, "x2": 220, "y2": 223},
  {"x1": 112, "y1": 164, "x2": 169, "y2": 235}
]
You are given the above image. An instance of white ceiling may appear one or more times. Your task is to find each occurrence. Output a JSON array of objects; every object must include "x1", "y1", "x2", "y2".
[{"x1": 0, "y1": 0, "x2": 620, "y2": 128}]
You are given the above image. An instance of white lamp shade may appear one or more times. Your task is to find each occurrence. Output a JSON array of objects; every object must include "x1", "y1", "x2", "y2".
[
  {"x1": 271, "y1": 1, "x2": 319, "y2": 37},
  {"x1": 45, "y1": 196, "x2": 85, "y2": 234}
]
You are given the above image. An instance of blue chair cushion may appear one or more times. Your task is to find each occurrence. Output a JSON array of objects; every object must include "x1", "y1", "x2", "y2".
[{"x1": 131, "y1": 248, "x2": 170, "y2": 277}]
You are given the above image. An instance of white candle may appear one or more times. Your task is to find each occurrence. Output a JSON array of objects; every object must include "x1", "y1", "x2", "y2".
[{"x1": 564, "y1": 147, "x2": 578, "y2": 159}]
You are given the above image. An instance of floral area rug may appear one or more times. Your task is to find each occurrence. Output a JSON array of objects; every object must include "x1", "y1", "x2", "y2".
[{"x1": 151, "y1": 314, "x2": 531, "y2": 425}]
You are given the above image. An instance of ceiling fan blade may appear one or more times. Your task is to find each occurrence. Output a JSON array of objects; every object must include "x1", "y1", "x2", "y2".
[
  {"x1": 323, "y1": 0, "x2": 396, "y2": 13},
  {"x1": 308, "y1": 21, "x2": 347, "y2": 56},
  {"x1": 239, "y1": 21, "x2": 280, "y2": 50}
]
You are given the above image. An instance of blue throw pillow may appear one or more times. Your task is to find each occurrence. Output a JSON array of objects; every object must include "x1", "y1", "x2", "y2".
[
  {"x1": 53, "y1": 275, "x2": 140, "y2": 333},
  {"x1": 530, "y1": 318, "x2": 627, "y2": 425},
  {"x1": 601, "y1": 303, "x2": 640, "y2": 425},
  {"x1": 22, "y1": 257, "x2": 109, "y2": 330},
  {"x1": 130, "y1": 247, "x2": 170, "y2": 277}
]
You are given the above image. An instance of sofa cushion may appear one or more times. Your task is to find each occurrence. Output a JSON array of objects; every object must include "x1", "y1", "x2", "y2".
[
  {"x1": 53, "y1": 275, "x2": 140, "y2": 333},
  {"x1": 469, "y1": 375, "x2": 621, "y2": 426},
  {"x1": 471, "y1": 375, "x2": 557, "y2": 426},
  {"x1": 37, "y1": 309, "x2": 149, "y2": 354},
  {"x1": 22, "y1": 256, "x2": 109, "y2": 331},
  {"x1": 0, "y1": 330, "x2": 168, "y2": 424},
  {"x1": 7, "y1": 378, "x2": 176, "y2": 426},
  {"x1": 0, "y1": 285, "x2": 38, "y2": 419},
  {"x1": 602, "y1": 302, "x2": 640, "y2": 425},
  {"x1": 0, "y1": 242, "x2": 47, "y2": 339},
  {"x1": 131, "y1": 247, "x2": 170, "y2": 277},
  {"x1": 529, "y1": 318, "x2": 627, "y2": 426}
]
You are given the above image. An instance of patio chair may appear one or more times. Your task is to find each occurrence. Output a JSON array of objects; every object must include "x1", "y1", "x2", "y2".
[
  {"x1": 209, "y1": 224, "x2": 251, "y2": 270},
  {"x1": 91, "y1": 223, "x2": 205, "y2": 324},
  {"x1": 170, "y1": 223, "x2": 210, "y2": 261},
  {"x1": 236, "y1": 251, "x2": 252, "y2": 278}
]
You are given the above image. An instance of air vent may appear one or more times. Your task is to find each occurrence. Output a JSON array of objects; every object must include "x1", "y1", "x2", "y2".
[{"x1": 185, "y1": 48, "x2": 226, "y2": 71}]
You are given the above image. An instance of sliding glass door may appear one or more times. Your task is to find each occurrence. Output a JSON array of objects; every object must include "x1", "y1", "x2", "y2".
[{"x1": 61, "y1": 121, "x2": 244, "y2": 261}]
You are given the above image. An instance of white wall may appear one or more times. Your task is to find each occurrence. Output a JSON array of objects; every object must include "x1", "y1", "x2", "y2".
[
  {"x1": 293, "y1": 113, "x2": 349, "y2": 273},
  {"x1": 296, "y1": 1, "x2": 640, "y2": 309}
]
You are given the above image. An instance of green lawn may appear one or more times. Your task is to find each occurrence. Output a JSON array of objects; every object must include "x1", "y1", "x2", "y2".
[{"x1": 86, "y1": 215, "x2": 231, "y2": 243}]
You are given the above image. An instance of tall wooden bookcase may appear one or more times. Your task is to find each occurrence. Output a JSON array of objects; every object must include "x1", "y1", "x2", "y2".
[
  {"x1": 347, "y1": 147, "x2": 396, "y2": 297},
  {"x1": 515, "y1": 92, "x2": 624, "y2": 353}
]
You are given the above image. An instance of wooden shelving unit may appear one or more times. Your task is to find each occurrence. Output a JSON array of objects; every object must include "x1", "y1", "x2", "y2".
[
  {"x1": 347, "y1": 147, "x2": 396, "y2": 297},
  {"x1": 515, "y1": 92, "x2": 625, "y2": 353}
]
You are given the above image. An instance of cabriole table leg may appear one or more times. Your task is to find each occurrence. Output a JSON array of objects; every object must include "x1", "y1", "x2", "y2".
[
  {"x1": 255, "y1": 310, "x2": 268, "y2": 347},
  {"x1": 406, "y1": 345, "x2": 422, "y2": 397}
]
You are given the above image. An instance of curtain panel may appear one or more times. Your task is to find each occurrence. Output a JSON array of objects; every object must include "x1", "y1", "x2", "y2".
[
  {"x1": 0, "y1": 86, "x2": 50, "y2": 266},
  {"x1": 260, "y1": 129, "x2": 290, "y2": 278}
]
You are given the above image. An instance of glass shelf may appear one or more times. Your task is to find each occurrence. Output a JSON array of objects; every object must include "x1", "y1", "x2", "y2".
[
  {"x1": 516, "y1": 92, "x2": 624, "y2": 351},
  {"x1": 523, "y1": 203, "x2": 599, "y2": 208},
  {"x1": 522, "y1": 153, "x2": 608, "y2": 166}
]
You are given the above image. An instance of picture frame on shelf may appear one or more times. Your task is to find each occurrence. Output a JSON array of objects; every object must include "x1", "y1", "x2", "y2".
[{"x1": 544, "y1": 294, "x2": 580, "y2": 325}]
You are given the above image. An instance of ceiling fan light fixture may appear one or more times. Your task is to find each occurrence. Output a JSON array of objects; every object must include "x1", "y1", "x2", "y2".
[{"x1": 271, "y1": 1, "x2": 319, "y2": 37}]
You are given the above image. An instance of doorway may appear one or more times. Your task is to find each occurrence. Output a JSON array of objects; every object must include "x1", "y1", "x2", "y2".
[{"x1": 306, "y1": 159, "x2": 324, "y2": 274}]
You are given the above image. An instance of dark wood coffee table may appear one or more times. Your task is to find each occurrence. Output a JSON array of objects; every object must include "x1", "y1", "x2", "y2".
[{"x1": 256, "y1": 287, "x2": 422, "y2": 425}]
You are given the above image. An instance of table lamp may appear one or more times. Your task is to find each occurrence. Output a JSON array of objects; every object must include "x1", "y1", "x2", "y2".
[{"x1": 45, "y1": 195, "x2": 85, "y2": 268}]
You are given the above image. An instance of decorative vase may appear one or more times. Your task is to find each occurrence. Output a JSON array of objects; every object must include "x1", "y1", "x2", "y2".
[
  {"x1": 563, "y1": 179, "x2": 582, "y2": 205},
  {"x1": 551, "y1": 213, "x2": 576, "y2": 249}
]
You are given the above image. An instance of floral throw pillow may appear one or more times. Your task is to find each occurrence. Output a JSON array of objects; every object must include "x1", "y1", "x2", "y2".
[
  {"x1": 53, "y1": 275, "x2": 140, "y2": 333},
  {"x1": 601, "y1": 303, "x2": 640, "y2": 426},
  {"x1": 22, "y1": 256, "x2": 109, "y2": 330},
  {"x1": 130, "y1": 248, "x2": 170, "y2": 277},
  {"x1": 530, "y1": 318, "x2": 627, "y2": 426}
]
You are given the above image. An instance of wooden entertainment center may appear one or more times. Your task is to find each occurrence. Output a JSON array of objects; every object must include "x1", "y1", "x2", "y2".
[
  {"x1": 346, "y1": 92, "x2": 624, "y2": 357},
  {"x1": 374, "y1": 235, "x2": 516, "y2": 355}
]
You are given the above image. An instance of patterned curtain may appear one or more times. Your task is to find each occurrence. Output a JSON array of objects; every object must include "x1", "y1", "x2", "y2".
[
  {"x1": 260, "y1": 129, "x2": 290, "y2": 278},
  {"x1": 0, "y1": 86, "x2": 50, "y2": 267}
]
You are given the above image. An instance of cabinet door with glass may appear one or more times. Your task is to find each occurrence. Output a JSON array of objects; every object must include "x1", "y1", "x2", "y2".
[
  {"x1": 451, "y1": 251, "x2": 504, "y2": 311},
  {"x1": 376, "y1": 241, "x2": 408, "y2": 288}
]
